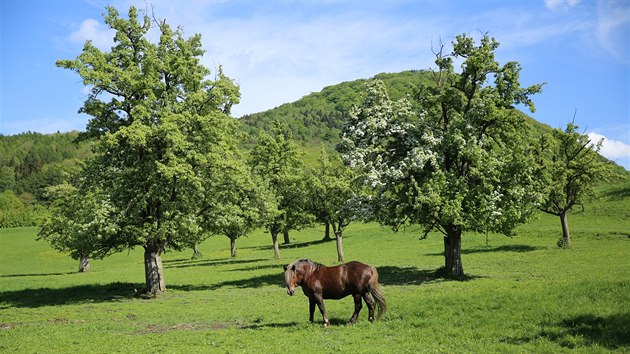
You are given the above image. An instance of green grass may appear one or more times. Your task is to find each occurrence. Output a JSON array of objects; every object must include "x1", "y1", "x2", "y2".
[{"x1": 1, "y1": 181, "x2": 629, "y2": 353}]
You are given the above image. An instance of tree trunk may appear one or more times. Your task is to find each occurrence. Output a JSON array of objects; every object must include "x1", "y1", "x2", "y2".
[
  {"x1": 335, "y1": 230, "x2": 344, "y2": 263},
  {"x1": 78, "y1": 256, "x2": 90, "y2": 273},
  {"x1": 230, "y1": 237, "x2": 237, "y2": 257},
  {"x1": 283, "y1": 229, "x2": 290, "y2": 244},
  {"x1": 323, "y1": 223, "x2": 331, "y2": 241},
  {"x1": 444, "y1": 225, "x2": 464, "y2": 277},
  {"x1": 144, "y1": 246, "x2": 165, "y2": 295},
  {"x1": 192, "y1": 246, "x2": 203, "y2": 259},
  {"x1": 560, "y1": 212, "x2": 571, "y2": 248},
  {"x1": 271, "y1": 231, "x2": 280, "y2": 259}
]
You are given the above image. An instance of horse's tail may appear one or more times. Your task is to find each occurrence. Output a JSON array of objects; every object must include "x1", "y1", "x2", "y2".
[{"x1": 369, "y1": 266, "x2": 387, "y2": 320}]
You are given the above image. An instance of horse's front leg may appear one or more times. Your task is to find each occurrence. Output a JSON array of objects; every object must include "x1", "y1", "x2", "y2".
[
  {"x1": 314, "y1": 295, "x2": 329, "y2": 327},
  {"x1": 349, "y1": 294, "x2": 362, "y2": 324},
  {"x1": 309, "y1": 297, "x2": 316, "y2": 323}
]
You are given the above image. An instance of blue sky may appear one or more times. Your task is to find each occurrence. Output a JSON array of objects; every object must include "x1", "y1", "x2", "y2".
[{"x1": 1, "y1": 0, "x2": 629, "y2": 169}]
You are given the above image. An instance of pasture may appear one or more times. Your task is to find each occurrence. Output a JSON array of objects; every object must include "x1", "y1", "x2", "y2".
[{"x1": 1, "y1": 182, "x2": 629, "y2": 353}]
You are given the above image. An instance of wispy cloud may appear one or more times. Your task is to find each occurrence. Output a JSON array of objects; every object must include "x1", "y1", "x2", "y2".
[
  {"x1": 179, "y1": 10, "x2": 445, "y2": 116},
  {"x1": 545, "y1": 0, "x2": 581, "y2": 11},
  {"x1": 596, "y1": 0, "x2": 629, "y2": 63},
  {"x1": 68, "y1": 18, "x2": 115, "y2": 50}
]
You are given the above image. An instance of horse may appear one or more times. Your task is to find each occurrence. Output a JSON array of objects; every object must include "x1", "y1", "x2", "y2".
[{"x1": 283, "y1": 259, "x2": 386, "y2": 326}]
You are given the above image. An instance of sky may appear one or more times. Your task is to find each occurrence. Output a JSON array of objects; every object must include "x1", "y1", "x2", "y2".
[{"x1": 1, "y1": 0, "x2": 629, "y2": 169}]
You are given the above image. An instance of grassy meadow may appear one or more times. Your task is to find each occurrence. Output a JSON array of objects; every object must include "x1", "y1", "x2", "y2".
[{"x1": 1, "y1": 180, "x2": 629, "y2": 353}]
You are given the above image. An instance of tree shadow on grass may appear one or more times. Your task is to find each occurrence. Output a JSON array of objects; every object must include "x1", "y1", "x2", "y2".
[
  {"x1": 605, "y1": 186, "x2": 630, "y2": 199},
  {"x1": 424, "y1": 244, "x2": 543, "y2": 257},
  {"x1": 231, "y1": 264, "x2": 285, "y2": 272},
  {"x1": 170, "y1": 272, "x2": 284, "y2": 292},
  {"x1": 164, "y1": 258, "x2": 267, "y2": 269},
  {"x1": 377, "y1": 266, "x2": 482, "y2": 286},
  {"x1": 0, "y1": 282, "x2": 142, "y2": 308},
  {"x1": 239, "y1": 321, "x2": 301, "y2": 330},
  {"x1": 0, "y1": 271, "x2": 76, "y2": 278},
  {"x1": 241, "y1": 238, "x2": 331, "y2": 251},
  {"x1": 506, "y1": 313, "x2": 630, "y2": 350}
]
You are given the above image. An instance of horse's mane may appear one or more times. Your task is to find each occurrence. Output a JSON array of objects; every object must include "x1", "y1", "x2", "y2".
[{"x1": 289, "y1": 259, "x2": 323, "y2": 274}]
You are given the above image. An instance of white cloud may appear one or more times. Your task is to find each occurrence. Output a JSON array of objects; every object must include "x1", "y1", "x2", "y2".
[
  {"x1": 588, "y1": 132, "x2": 630, "y2": 170},
  {"x1": 68, "y1": 18, "x2": 115, "y2": 50}
]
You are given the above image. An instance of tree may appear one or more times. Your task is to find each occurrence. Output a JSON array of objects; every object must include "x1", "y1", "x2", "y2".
[
  {"x1": 38, "y1": 183, "x2": 121, "y2": 272},
  {"x1": 308, "y1": 146, "x2": 360, "y2": 262},
  {"x1": 534, "y1": 121, "x2": 612, "y2": 248},
  {"x1": 340, "y1": 34, "x2": 543, "y2": 277},
  {"x1": 57, "y1": 6, "x2": 241, "y2": 294},
  {"x1": 249, "y1": 122, "x2": 313, "y2": 258},
  {"x1": 200, "y1": 159, "x2": 277, "y2": 257}
]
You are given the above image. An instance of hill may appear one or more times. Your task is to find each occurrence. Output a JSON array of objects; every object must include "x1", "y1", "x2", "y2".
[
  {"x1": 238, "y1": 70, "x2": 553, "y2": 147},
  {"x1": 238, "y1": 70, "x2": 434, "y2": 146}
]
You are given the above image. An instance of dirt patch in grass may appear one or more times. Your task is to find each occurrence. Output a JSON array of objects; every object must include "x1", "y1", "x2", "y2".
[{"x1": 137, "y1": 321, "x2": 237, "y2": 334}]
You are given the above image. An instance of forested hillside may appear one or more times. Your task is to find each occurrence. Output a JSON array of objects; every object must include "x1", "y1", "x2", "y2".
[
  {"x1": 238, "y1": 70, "x2": 552, "y2": 147},
  {"x1": 0, "y1": 132, "x2": 91, "y2": 227},
  {"x1": 239, "y1": 70, "x2": 433, "y2": 145}
]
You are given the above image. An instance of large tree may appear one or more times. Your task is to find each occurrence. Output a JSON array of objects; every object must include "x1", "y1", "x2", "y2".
[
  {"x1": 534, "y1": 122, "x2": 612, "y2": 248},
  {"x1": 340, "y1": 34, "x2": 543, "y2": 277},
  {"x1": 57, "y1": 6, "x2": 241, "y2": 294},
  {"x1": 249, "y1": 122, "x2": 313, "y2": 258}
]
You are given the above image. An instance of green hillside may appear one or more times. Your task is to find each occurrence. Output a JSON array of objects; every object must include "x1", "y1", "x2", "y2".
[
  {"x1": 238, "y1": 70, "x2": 433, "y2": 146},
  {"x1": 238, "y1": 70, "x2": 552, "y2": 147}
]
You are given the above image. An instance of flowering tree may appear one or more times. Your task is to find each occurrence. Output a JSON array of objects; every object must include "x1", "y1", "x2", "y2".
[{"x1": 340, "y1": 34, "x2": 543, "y2": 277}]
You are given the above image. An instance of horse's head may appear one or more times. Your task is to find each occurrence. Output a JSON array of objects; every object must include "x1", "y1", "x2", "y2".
[{"x1": 283, "y1": 259, "x2": 309, "y2": 296}]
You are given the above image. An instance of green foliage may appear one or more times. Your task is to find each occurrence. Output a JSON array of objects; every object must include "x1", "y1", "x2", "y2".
[
  {"x1": 0, "y1": 132, "x2": 90, "y2": 200},
  {"x1": 308, "y1": 146, "x2": 358, "y2": 231},
  {"x1": 533, "y1": 121, "x2": 614, "y2": 247},
  {"x1": 535, "y1": 122, "x2": 613, "y2": 217},
  {"x1": 38, "y1": 183, "x2": 122, "y2": 261},
  {"x1": 249, "y1": 122, "x2": 313, "y2": 253},
  {"x1": 55, "y1": 5, "x2": 243, "y2": 292},
  {"x1": 0, "y1": 190, "x2": 46, "y2": 228},
  {"x1": 200, "y1": 157, "x2": 278, "y2": 254}
]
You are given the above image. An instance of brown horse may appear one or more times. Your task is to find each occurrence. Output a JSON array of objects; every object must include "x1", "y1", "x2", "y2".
[{"x1": 283, "y1": 259, "x2": 386, "y2": 326}]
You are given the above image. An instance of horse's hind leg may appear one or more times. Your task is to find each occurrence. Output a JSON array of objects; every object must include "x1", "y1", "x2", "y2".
[
  {"x1": 362, "y1": 293, "x2": 375, "y2": 322},
  {"x1": 349, "y1": 294, "x2": 363, "y2": 324}
]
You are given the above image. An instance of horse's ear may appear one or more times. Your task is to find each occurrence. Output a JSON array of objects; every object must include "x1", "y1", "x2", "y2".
[
  {"x1": 283, "y1": 265, "x2": 288, "y2": 271},
  {"x1": 291, "y1": 265, "x2": 296, "y2": 271}
]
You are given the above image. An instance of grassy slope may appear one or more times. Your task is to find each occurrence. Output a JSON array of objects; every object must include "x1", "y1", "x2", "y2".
[{"x1": 1, "y1": 180, "x2": 629, "y2": 353}]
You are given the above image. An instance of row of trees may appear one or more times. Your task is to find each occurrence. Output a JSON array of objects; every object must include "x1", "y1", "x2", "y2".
[
  {"x1": 38, "y1": 6, "x2": 358, "y2": 293},
  {"x1": 39, "y1": 6, "x2": 611, "y2": 295}
]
